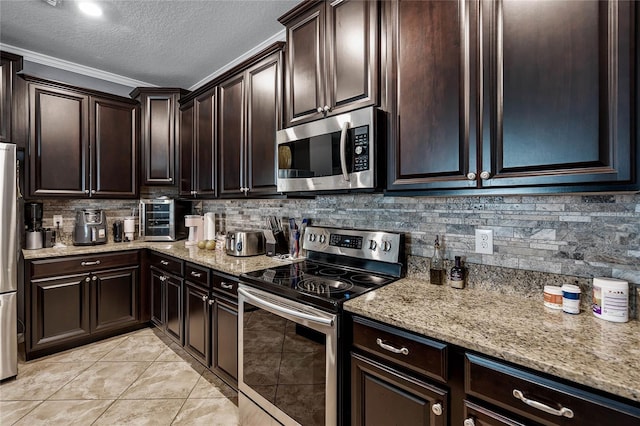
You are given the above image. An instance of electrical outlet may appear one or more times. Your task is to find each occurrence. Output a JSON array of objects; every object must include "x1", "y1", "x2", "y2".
[
  {"x1": 475, "y1": 229, "x2": 493, "y2": 254},
  {"x1": 53, "y1": 215, "x2": 63, "y2": 227}
]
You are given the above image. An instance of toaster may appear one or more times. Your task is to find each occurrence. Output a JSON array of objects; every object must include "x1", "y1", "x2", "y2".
[
  {"x1": 225, "y1": 231, "x2": 265, "y2": 257},
  {"x1": 73, "y1": 209, "x2": 108, "y2": 245}
]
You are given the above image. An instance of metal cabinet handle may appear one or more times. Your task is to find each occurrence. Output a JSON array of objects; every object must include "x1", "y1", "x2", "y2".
[
  {"x1": 85, "y1": 277, "x2": 90, "y2": 282},
  {"x1": 81, "y1": 260, "x2": 101, "y2": 266},
  {"x1": 91, "y1": 189, "x2": 96, "y2": 194},
  {"x1": 191, "y1": 271, "x2": 202, "y2": 278},
  {"x1": 221, "y1": 282, "x2": 233, "y2": 290},
  {"x1": 92, "y1": 276, "x2": 97, "y2": 281},
  {"x1": 323, "y1": 105, "x2": 330, "y2": 113},
  {"x1": 159, "y1": 276, "x2": 166, "y2": 282},
  {"x1": 208, "y1": 299, "x2": 215, "y2": 306},
  {"x1": 84, "y1": 190, "x2": 89, "y2": 194},
  {"x1": 480, "y1": 170, "x2": 491, "y2": 180},
  {"x1": 376, "y1": 338, "x2": 409, "y2": 355},
  {"x1": 466, "y1": 172, "x2": 477, "y2": 180},
  {"x1": 431, "y1": 403, "x2": 442, "y2": 416},
  {"x1": 463, "y1": 418, "x2": 475, "y2": 426},
  {"x1": 317, "y1": 106, "x2": 323, "y2": 113},
  {"x1": 512, "y1": 389, "x2": 574, "y2": 418},
  {"x1": 201, "y1": 295, "x2": 208, "y2": 302},
  {"x1": 160, "y1": 260, "x2": 169, "y2": 266}
]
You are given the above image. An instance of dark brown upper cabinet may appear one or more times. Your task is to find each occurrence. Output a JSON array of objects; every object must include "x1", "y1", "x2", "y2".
[
  {"x1": 131, "y1": 88, "x2": 188, "y2": 186},
  {"x1": 386, "y1": 0, "x2": 638, "y2": 194},
  {"x1": 279, "y1": 0, "x2": 379, "y2": 127},
  {"x1": 0, "y1": 51, "x2": 24, "y2": 144},
  {"x1": 179, "y1": 89, "x2": 217, "y2": 198},
  {"x1": 218, "y1": 49, "x2": 282, "y2": 197},
  {"x1": 26, "y1": 76, "x2": 138, "y2": 198}
]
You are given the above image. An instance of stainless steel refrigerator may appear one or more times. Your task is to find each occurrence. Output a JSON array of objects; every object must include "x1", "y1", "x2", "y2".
[{"x1": 0, "y1": 142, "x2": 17, "y2": 380}]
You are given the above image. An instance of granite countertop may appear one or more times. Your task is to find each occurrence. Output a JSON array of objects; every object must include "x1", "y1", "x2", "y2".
[
  {"x1": 344, "y1": 278, "x2": 640, "y2": 403},
  {"x1": 22, "y1": 241, "x2": 287, "y2": 277}
]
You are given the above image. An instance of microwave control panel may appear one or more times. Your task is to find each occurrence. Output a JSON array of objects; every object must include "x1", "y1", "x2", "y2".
[{"x1": 353, "y1": 126, "x2": 369, "y2": 172}]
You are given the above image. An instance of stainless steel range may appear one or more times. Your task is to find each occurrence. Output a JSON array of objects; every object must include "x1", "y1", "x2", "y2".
[{"x1": 238, "y1": 226, "x2": 405, "y2": 426}]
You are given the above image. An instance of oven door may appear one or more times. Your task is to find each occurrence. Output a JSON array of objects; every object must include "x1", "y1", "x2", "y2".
[
  {"x1": 276, "y1": 106, "x2": 376, "y2": 193},
  {"x1": 238, "y1": 284, "x2": 338, "y2": 426}
]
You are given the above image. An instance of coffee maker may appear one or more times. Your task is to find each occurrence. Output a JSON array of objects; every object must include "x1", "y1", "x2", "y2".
[
  {"x1": 184, "y1": 215, "x2": 204, "y2": 246},
  {"x1": 24, "y1": 202, "x2": 43, "y2": 250}
]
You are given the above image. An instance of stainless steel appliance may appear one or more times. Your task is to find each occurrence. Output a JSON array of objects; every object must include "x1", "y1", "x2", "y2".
[
  {"x1": 276, "y1": 106, "x2": 381, "y2": 193},
  {"x1": 139, "y1": 198, "x2": 190, "y2": 241},
  {"x1": 238, "y1": 226, "x2": 405, "y2": 425},
  {"x1": 0, "y1": 142, "x2": 18, "y2": 380},
  {"x1": 225, "y1": 231, "x2": 265, "y2": 257},
  {"x1": 72, "y1": 209, "x2": 107, "y2": 245},
  {"x1": 24, "y1": 202, "x2": 43, "y2": 250}
]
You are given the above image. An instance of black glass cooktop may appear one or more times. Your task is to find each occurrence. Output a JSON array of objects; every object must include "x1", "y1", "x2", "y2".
[{"x1": 240, "y1": 260, "x2": 396, "y2": 312}]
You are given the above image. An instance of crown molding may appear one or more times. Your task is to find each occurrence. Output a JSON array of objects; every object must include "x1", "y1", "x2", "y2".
[
  {"x1": 188, "y1": 28, "x2": 286, "y2": 91},
  {"x1": 0, "y1": 43, "x2": 156, "y2": 88}
]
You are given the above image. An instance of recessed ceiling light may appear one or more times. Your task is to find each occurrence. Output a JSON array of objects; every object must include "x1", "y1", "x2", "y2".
[{"x1": 78, "y1": 2, "x2": 102, "y2": 17}]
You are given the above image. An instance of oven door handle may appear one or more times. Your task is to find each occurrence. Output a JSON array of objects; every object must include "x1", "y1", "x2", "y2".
[
  {"x1": 339, "y1": 121, "x2": 350, "y2": 182},
  {"x1": 238, "y1": 287, "x2": 335, "y2": 327}
]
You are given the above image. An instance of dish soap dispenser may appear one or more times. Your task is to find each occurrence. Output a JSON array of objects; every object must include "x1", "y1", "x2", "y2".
[
  {"x1": 430, "y1": 235, "x2": 444, "y2": 285},
  {"x1": 449, "y1": 256, "x2": 466, "y2": 289}
]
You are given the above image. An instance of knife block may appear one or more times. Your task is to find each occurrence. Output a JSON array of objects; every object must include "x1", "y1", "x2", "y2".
[{"x1": 266, "y1": 230, "x2": 289, "y2": 256}]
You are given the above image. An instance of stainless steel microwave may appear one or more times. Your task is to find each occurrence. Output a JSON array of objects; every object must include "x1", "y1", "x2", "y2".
[
  {"x1": 276, "y1": 106, "x2": 380, "y2": 193},
  {"x1": 139, "y1": 198, "x2": 190, "y2": 241}
]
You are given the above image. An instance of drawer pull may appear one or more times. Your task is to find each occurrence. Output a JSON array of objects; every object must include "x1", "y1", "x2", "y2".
[
  {"x1": 221, "y1": 282, "x2": 234, "y2": 290},
  {"x1": 376, "y1": 338, "x2": 409, "y2": 355},
  {"x1": 201, "y1": 295, "x2": 208, "y2": 302},
  {"x1": 463, "y1": 419, "x2": 475, "y2": 426},
  {"x1": 191, "y1": 271, "x2": 202, "y2": 278},
  {"x1": 431, "y1": 403, "x2": 442, "y2": 416},
  {"x1": 81, "y1": 260, "x2": 101, "y2": 266},
  {"x1": 512, "y1": 389, "x2": 574, "y2": 418},
  {"x1": 160, "y1": 260, "x2": 169, "y2": 266},
  {"x1": 208, "y1": 299, "x2": 215, "y2": 306}
]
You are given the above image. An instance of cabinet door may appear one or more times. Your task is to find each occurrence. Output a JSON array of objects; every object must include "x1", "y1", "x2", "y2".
[
  {"x1": 245, "y1": 52, "x2": 281, "y2": 196},
  {"x1": 326, "y1": 0, "x2": 378, "y2": 116},
  {"x1": 213, "y1": 298, "x2": 238, "y2": 383},
  {"x1": 184, "y1": 281, "x2": 210, "y2": 366},
  {"x1": 30, "y1": 274, "x2": 91, "y2": 351},
  {"x1": 142, "y1": 93, "x2": 178, "y2": 185},
  {"x1": 194, "y1": 90, "x2": 217, "y2": 197},
  {"x1": 284, "y1": 1, "x2": 325, "y2": 126},
  {"x1": 91, "y1": 266, "x2": 139, "y2": 333},
  {"x1": 165, "y1": 273, "x2": 183, "y2": 345},
  {"x1": 480, "y1": 0, "x2": 636, "y2": 188},
  {"x1": 386, "y1": 0, "x2": 478, "y2": 191},
  {"x1": 150, "y1": 267, "x2": 165, "y2": 328},
  {"x1": 351, "y1": 352, "x2": 447, "y2": 426},
  {"x1": 218, "y1": 74, "x2": 245, "y2": 197},
  {"x1": 0, "y1": 54, "x2": 20, "y2": 143},
  {"x1": 29, "y1": 84, "x2": 89, "y2": 197},
  {"x1": 179, "y1": 102, "x2": 194, "y2": 196},
  {"x1": 91, "y1": 97, "x2": 137, "y2": 198}
]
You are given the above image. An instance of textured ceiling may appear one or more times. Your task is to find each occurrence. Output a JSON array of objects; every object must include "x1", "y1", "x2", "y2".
[{"x1": 0, "y1": 0, "x2": 295, "y2": 88}]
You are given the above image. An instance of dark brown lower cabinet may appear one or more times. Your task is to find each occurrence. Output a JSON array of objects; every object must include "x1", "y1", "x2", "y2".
[
  {"x1": 184, "y1": 281, "x2": 210, "y2": 366},
  {"x1": 150, "y1": 267, "x2": 164, "y2": 327},
  {"x1": 463, "y1": 400, "x2": 526, "y2": 426},
  {"x1": 26, "y1": 251, "x2": 142, "y2": 360},
  {"x1": 165, "y1": 273, "x2": 183, "y2": 345},
  {"x1": 351, "y1": 352, "x2": 447, "y2": 426},
  {"x1": 213, "y1": 297, "x2": 238, "y2": 383}
]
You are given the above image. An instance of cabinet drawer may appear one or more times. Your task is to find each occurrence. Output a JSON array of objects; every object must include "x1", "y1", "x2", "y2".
[
  {"x1": 213, "y1": 274, "x2": 238, "y2": 299},
  {"x1": 185, "y1": 263, "x2": 210, "y2": 288},
  {"x1": 463, "y1": 399, "x2": 526, "y2": 426},
  {"x1": 148, "y1": 252, "x2": 183, "y2": 276},
  {"x1": 465, "y1": 353, "x2": 640, "y2": 426},
  {"x1": 352, "y1": 317, "x2": 447, "y2": 382},
  {"x1": 30, "y1": 251, "x2": 140, "y2": 279}
]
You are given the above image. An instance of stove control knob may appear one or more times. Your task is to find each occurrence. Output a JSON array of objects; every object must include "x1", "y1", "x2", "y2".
[
  {"x1": 319, "y1": 234, "x2": 326, "y2": 244},
  {"x1": 369, "y1": 240, "x2": 377, "y2": 251},
  {"x1": 381, "y1": 241, "x2": 392, "y2": 252},
  {"x1": 309, "y1": 233, "x2": 316, "y2": 242}
]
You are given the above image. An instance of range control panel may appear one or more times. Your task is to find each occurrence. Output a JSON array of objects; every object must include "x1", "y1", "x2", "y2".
[
  {"x1": 304, "y1": 226, "x2": 402, "y2": 263},
  {"x1": 353, "y1": 126, "x2": 369, "y2": 172}
]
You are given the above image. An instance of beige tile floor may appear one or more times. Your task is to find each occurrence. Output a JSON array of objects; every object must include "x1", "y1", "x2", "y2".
[{"x1": 0, "y1": 327, "x2": 239, "y2": 425}]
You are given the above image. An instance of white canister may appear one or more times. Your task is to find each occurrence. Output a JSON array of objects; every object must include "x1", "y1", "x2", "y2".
[
  {"x1": 124, "y1": 216, "x2": 136, "y2": 241},
  {"x1": 592, "y1": 277, "x2": 629, "y2": 323},
  {"x1": 561, "y1": 284, "x2": 581, "y2": 314},
  {"x1": 543, "y1": 286, "x2": 563, "y2": 310}
]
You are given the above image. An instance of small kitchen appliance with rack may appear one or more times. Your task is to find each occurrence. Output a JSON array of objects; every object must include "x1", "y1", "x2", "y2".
[{"x1": 238, "y1": 225, "x2": 405, "y2": 425}]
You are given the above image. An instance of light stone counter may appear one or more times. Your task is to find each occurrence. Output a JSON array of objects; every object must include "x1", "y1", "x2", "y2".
[
  {"x1": 344, "y1": 278, "x2": 640, "y2": 403},
  {"x1": 22, "y1": 241, "x2": 287, "y2": 276}
]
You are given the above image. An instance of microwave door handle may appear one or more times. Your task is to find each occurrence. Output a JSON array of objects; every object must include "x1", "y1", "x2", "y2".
[
  {"x1": 339, "y1": 121, "x2": 350, "y2": 181},
  {"x1": 238, "y1": 287, "x2": 334, "y2": 327}
]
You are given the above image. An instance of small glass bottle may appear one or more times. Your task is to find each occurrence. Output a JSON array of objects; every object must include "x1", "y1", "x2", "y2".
[
  {"x1": 449, "y1": 256, "x2": 466, "y2": 289},
  {"x1": 430, "y1": 236, "x2": 444, "y2": 285}
]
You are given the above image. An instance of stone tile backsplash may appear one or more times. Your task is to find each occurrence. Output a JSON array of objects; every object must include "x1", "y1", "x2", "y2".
[{"x1": 38, "y1": 191, "x2": 639, "y2": 316}]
